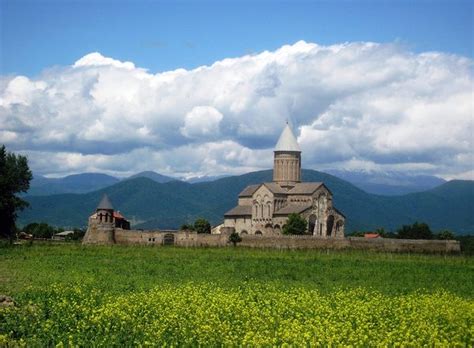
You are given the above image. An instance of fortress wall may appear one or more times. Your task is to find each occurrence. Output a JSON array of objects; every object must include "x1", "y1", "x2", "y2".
[
  {"x1": 238, "y1": 235, "x2": 460, "y2": 253},
  {"x1": 115, "y1": 229, "x2": 164, "y2": 245},
  {"x1": 114, "y1": 230, "x2": 228, "y2": 247},
  {"x1": 240, "y1": 235, "x2": 350, "y2": 250},
  {"x1": 176, "y1": 232, "x2": 228, "y2": 247},
  {"x1": 347, "y1": 237, "x2": 461, "y2": 253},
  {"x1": 94, "y1": 228, "x2": 461, "y2": 253}
]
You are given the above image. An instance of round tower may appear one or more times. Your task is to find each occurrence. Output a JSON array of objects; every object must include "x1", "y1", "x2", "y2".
[
  {"x1": 82, "y1": 193, "x2": 116, "y2": 244},
  {"x1": 273, "y1": 123, "x2": 301, "y2": 188}
]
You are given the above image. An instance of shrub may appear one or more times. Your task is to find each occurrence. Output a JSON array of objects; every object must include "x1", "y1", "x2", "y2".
[
  {"x1": 282, "y1": 213, "x2": 307, "y2": 235},
  {"x1": 228, "y1": 231, "x2": 242, "y2": 247}
]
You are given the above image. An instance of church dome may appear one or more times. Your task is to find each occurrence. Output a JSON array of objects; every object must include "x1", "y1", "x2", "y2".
[{"x1": 274, "y1": 123, "x2": 301, "y2": 152}]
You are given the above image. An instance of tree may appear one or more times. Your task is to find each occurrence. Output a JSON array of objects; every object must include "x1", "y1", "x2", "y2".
[
  {"x1": 397, "y1": 222, "x2": 433, "y2": 240},
  {"x1": 228, "y1": 231, "x2": 242, "y2": 247},
  {"x1": 194, "y1": 218, "x2": 211, "y2": 234},
  {"x1": 282, "y1": 213, "x2": 307, "y2": 235},
  {"x1": 180, "y1": 223, "x2": 195, "y2": 231},
  {"x1": 0, "y1": 145, "x2": 32, "y2": 241},
  {"x1": 436, "y1": 230, "x2": 455, "y2": 240},
  {"x1": 24, "y1": 222, "x2": 55, "y2": 239}
]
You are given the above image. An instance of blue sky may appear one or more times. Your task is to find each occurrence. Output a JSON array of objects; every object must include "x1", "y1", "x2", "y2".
[
  {"x1": 0, "y1": 0, "x2": 473, "y2": 180},
  {"x1": 2, "y1": 0, "x2": 473, "y2": 77}
]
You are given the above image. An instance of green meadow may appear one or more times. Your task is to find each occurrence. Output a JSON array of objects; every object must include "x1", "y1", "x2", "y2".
[{"x1": 1, "y1": 244, "x2": 473, "y2": 346}]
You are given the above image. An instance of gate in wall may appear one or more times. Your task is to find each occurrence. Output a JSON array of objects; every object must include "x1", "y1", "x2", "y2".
[{"x1": 162, "y1": 233, "x2": 175, "y2": 246}]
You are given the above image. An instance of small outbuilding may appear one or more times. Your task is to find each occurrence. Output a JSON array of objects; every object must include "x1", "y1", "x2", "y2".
[{"x1": 52, "y1": 230, "x2": 75, "y2": 240}]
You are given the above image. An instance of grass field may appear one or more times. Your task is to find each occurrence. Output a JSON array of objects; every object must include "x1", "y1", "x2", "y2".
[{"x1": 1, "y1": 243, "x2": 473, "y2": 345}]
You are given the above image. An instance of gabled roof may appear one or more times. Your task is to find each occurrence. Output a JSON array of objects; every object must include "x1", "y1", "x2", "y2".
[
  {"x1": 287, "y1": 182, "x2": 323, "y2": 195},
  {"x1": 333, "y1": 207, "x2": 346, "y2": 219},
  {"x1": 113, "y1": 211, "x2": 126, "y2": 220},
  {"x1": 224, "y1": 205, "x2": 252, "y2": 217},
  {"x1": 97, "y1": 194, "x2": 114, "y2": 210},
  {"x1": 275, "y1": 123, "x2": 301, "y2": 152},
  {"x1": 274, "y1": 203, "x2": 312, "y2": 216},
  {"x1": 262, "y1": 182, "x2": 287, "y2": 195},
  {"x1": 238, "y1": 184, "x2": 260, "y2": 197},
  {"x1": 238, "y1": 182, "x2": 288, "y2": 198}
]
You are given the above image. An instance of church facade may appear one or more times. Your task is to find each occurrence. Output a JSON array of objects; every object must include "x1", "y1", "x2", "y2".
[{"x1": 223, "y1": 124, "x2": 345, "y2": 238}]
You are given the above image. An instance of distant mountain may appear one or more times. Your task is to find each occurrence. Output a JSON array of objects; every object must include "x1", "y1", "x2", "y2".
[
  {"x1": 127, "y1": 171, "x2": 178, "y2": 183},
  {"x1": 28, "y1": 173, "x2": 120, "y2": 196},
  {"x1": 184, "y1": 175, "x2": 230, "y2": 184},
  {"x1": 19, "y1": 170, "x2": 474, "y2": 234},
  {"x1": 326, "y1": 169, "x2": 446, "y2": 195}
]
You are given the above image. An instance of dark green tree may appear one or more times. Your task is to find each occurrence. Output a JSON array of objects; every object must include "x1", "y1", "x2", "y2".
[
  {"x1": 24, "y1": 222, "x2": 55, "y2": 239},
  {"x1": 0, "y1": 145, "x2": 32, "y2": 241},
  {"x1": 282, "y1": 213, "x2": 307, "y2": 235},
  {"x1": 194, "y1": 218, "x2": 211, "y2": 234},
  {"x1": 397, "y1": 222, "x2": 433, "y2": 240},
  {"x1": 228, "y1": 231, "x2": 242, "y2": 247},
  {"x1": 436, "y1": 230, "x2": 455, "y2": 240},
  {"x1": 180, "y1": 223, "x2": 195, "y2": 231}
]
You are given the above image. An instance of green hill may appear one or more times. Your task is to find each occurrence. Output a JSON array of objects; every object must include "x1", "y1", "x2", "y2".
[{"x1": 18, "y1": 170, "x2": 474, "y2": 234}]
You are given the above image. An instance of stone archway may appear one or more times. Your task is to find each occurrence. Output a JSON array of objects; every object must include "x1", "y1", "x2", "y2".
[
  {"x1": 274, "y1": 224, "x2": 281, "y2": 234},
  {"x1": 255, "y1": 230, "x2": 262, "y2": 235},
  {"x1": 264, "y1": 223, "x2": 273, "y2": 234},
  {"x1": 335, "y1": 220, "x2": 344, "y2": 235},
  {"x1": 308, "y1": 214, "x2": 317, "y2": 235},
  {"x1": 241, "y1": 230, "x2": 248, "y2": 235},
  {"x1": 326, "y1": 215, "x2": 335, "y2": 237},
  {"x1": 163, "y1": 233, "x2": 175, "y2": 246}
]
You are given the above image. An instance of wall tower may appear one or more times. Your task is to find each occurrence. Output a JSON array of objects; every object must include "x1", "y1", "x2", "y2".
[{"x1": 82, "y1": 194, "x2": 116, "y2": 244}]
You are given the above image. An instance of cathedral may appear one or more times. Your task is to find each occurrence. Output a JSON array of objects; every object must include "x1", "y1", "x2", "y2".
[{"x1": 223, "y1": 124, "x2": 345, "y2": 237}]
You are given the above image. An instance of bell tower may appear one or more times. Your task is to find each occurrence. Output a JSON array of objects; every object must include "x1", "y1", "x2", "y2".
[{"x1": 273, "y1": 123, "x2": 301, "y2": 188}]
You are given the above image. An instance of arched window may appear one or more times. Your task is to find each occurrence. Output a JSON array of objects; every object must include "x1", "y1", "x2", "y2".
[
  {"x1": 255, "y1": 230, "x2": 263, "y2": 235},
  {"x1": 241, "y1": 230, "x2": 248, "y2": 235}
]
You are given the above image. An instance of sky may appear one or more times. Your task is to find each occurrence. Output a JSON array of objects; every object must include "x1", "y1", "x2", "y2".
[{"x1": 0, "y1": 0, "x2": 473, "y2": 180}]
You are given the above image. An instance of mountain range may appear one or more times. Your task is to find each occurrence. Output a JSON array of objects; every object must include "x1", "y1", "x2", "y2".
[
  {"x1": 28, "y1": 170, "x2": 447, "y2": 196},
  {"x1": 19, "y1": 169, "x2": 474, "y2": 235},
  {"x1": 325, "y1": 169, "x2": 446, "y2": 195}
]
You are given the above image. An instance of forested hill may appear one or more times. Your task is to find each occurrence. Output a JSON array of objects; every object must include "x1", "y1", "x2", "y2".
[{"x1": 18, "y1": 170, "x2": 474, "y2": 234}]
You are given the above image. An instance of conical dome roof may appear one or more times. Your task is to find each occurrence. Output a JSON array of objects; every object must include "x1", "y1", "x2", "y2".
[
  {"x1": 97, "y1": 193, "x2": 114, "y2": 210},
  {"x1": 274, "y1": 123, "x2": 301, "y2": 152}
]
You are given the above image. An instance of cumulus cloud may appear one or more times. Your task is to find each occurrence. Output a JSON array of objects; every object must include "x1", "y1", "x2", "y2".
[
  {"x1": 1, "y1": 41, "x2": 472, "y2": 179},
  {"x1": 180, "y1": 106, "x2": 223, "y2": 139}
]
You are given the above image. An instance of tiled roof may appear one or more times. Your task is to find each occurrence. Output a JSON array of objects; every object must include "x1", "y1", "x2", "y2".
[
  {"x1": 238, "y1": 182, "x2": 288, "y2": 197},
  {"x1": 287, "y1": 182, "x2": 323, "y2": 194},
  {"x1": 274, "y1": 203, "x2": 312, "y2": 215},
  {"x1": 224, "y1": 205, "x2": 252, "y2": 216},
  {"x1": 113, "y1": 211, "x2": 125, "y2": 220},
  {"x1": 238, "y1": 184, "x2": 261, "y2": 197},
  {"x1": 263, "y1": 182, "x2": 287, "y2": 194}
]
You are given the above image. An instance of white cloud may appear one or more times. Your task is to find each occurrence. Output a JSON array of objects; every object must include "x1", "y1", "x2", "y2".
[
  {"x1": 180, "y1": 106, "x2": 223, "y2": 139},
  {"x1": 73, "y1": 52, "x2": 136, "y2": 70},
  {"x1": 1, "y1": 41, "x2": 473, "y2": 179}
]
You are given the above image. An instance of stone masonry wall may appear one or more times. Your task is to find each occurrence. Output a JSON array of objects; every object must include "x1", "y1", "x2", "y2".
[{"x1": 111, "y1": 229, "x2": 460, "y2": 253}]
